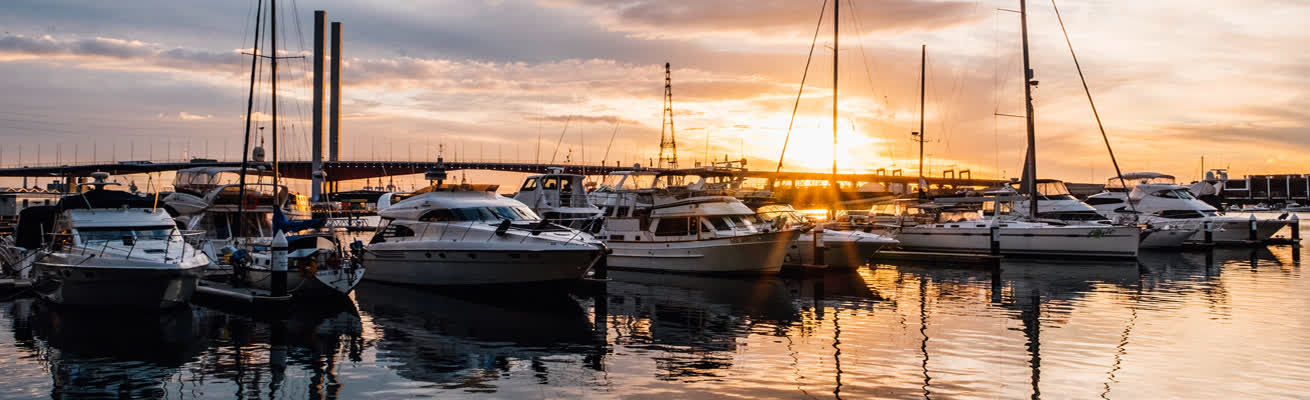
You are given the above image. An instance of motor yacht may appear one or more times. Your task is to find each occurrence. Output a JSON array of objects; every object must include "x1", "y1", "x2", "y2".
[
  {"x1": 0, "y1": 173, "x2": 208, "y2": 308},
  {"x1": 892, "y1": 198, "x2": 1141, "y2": 259},
  {"x1": 588, "y1": 170, "x2": 799, "y2": 274},
  {"x1": 164, "y1": 166, "x2": 364, "y2": 297},
  {"x1": 511, "y1": 169, "x2": 603, "y2": 230},
  {"x1": 363, "y1": 183, "x2": 606, "y2": 286},
  {"x1": 1085, "y1": 172, "x2": 1294, "y2": 244},
  {"x1": 755, "y1": 203, "x2": 898, "y2": 268}
]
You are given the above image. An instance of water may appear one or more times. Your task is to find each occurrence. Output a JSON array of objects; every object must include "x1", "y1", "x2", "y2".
[{"x1": 0, "y1": 247, "x2": 1307, "y2": 399}]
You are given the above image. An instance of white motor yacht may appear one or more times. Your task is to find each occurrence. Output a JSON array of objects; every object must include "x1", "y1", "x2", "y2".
[
  {"x1": 755, "y1": 203, "x2": 898, "y2": 268},
  {"x1": 511, "y1": 169, "x2": 603, "y2": 230},
  {"x1": 589, "y1": 170, "x2": 800, "y2": 274},
  {"x1": 1085, "y1": 172, "x2": 1294, "y2": 244},
  {"x1": 363, "y1": 184, "x2": 606, "y2": 286},
  {"x1": 0, "y1": 173, "x2": 209, "y2": 308},
  {"x1": 893, "y1": 199, "x2": 1141, "y2": 259}
]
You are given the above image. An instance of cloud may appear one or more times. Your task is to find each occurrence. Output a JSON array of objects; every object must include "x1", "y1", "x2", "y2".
[
  {"x1": 178, "y1": 112, "x2": 212, "y2": 120},
  {"x1": 548, "y1": 0, "x2": 985, "y2": 41}
]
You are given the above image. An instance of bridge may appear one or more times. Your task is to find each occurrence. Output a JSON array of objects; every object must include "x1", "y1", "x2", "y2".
[{"x1": 0, "y1": 159, "x2": 1009, "y2": 190}]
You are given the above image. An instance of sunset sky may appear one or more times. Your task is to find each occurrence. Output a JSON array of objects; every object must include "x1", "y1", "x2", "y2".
[{"x1": 1, "y1": 0, "x2": 1307, "y2": 189}]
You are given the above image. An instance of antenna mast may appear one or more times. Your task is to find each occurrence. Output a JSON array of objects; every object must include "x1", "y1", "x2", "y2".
[{"x1": 658, "y1": 62, "x2": 678, "y2": 169}]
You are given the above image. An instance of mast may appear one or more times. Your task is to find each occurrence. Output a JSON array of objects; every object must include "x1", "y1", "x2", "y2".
[
  {"x1": 1020, "y1": 0, "x2": 1038, "y2": 220},
  {"x1": 236, "y1": 0, "x2": 264, "y2": 239},
  {"x1": 830, "y1": 0, "x2": 838, "y2": 216},
  {"x1": 831, "y1": 0, "x2": 838, "y2": 184},
  {"x1": 270, "y1": 0, "x2": 281, "y2": 213},
  {"x1": 918, "y1": 44, "x2": 926, "y2": 198}
]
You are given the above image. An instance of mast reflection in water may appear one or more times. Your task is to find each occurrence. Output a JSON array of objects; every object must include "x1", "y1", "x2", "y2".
[{"x1": 0, "y1": 244, "x2": 1307, "y2": 398}]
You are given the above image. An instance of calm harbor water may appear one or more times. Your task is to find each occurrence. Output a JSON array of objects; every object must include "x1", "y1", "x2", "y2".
[{"x1": 0, "y1": 241, "x2": 1307, "y2": 398}]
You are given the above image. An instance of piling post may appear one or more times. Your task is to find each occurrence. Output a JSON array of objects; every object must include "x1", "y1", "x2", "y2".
[
  {"x1": 1204, "y1": 221, "x2": 1214, "y2": 244},
  {"x1": 1291, "y1": 213, "x2": 1301, "y2": 241},
  {"x1": 271, "y1": 231, "x2": 288, "y2": 297},
  {"x1": 1249, "y1": 214, "x2": 1258, "y2": 242},
  {"x1": 813, "y1": 225, "x2": 825, "y2": 266},
  {"x1": 593, "y1": 250, "x2": 608, "y2": 280},
  {"x1": 990, "y1": 225, "x2": 1001, "y2": 255}
]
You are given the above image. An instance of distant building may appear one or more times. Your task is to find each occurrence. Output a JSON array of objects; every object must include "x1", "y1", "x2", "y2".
[{"x1": 0, "y1": 188, "x2": 64, "y2": 221}]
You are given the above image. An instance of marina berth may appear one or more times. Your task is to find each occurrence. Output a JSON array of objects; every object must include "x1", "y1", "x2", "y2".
[
  {"x1": 589, "y1": 170, "x2": 800, "y2": 274},
  {"x1": 0, "y1": 173, "x2": 208, "y2": 309},
  {"x1": 1086, "y1": 172, "x2": 1294, "y2": 244},
  {"x1": 363, "y1": 183, "x2": 606, "y2": 286},
  {"x1": 891, "y1": 199, "x2": 1141, "y2": 259}
]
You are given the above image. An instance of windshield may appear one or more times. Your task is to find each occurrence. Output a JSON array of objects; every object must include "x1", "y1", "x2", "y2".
[
  {"x1": 1107, "y1": 175, "x2": 1176, "y2": 190},
  {"x1": 420, "y1": 206, "x2": 541, "y2": 222},
  {"x1": 1152, "y1": 189, "x2": 1197, "y2": 200},
  {"x1": 78, "y1": 226, "x2": 180, "y2": 243}
]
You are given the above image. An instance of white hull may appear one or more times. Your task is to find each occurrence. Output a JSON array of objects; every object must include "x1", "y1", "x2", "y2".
[
  {"x1": 363, "y1": 248, "x2": 599, "y2": 286},
  {"x1": 242, "y1": 266, "x2": 364, "y2": 297},
  {"x1": 898, "y1": 224, "x2": 1139, "y2": 258},
  {"x1": 785, "y1": 231, "x2": 897, "y2": 268},
  {"x1": 32, "y1": 257, "x2": 203, "y2": 309},
  {"x1": 1140, "y1": 227, "x2": 1195, "y2": 248},
  {"x1": 607, "y1": 231, "x2": 799, "y2": 274}
]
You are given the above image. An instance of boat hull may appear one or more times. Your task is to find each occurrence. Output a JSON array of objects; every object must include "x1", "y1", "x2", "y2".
[
  {"x1": 32, "y1": 262, "x2": 202, "y2": 309},
  {"x1": 898, "y1": 225, "x2": 1140, "y2": 259},
  {"x1": 786, "y1": 231, "x2": 897, "y2": 268},
  {"x1": 362, "y1": 248, "x2": 600, "y2": 286},
  {"x1": 241, "y1": 266, "x2": 365, "y2": 297},
  {"x1": 606, "y1": 230, "x2": 800, "y2": 274},
  {"x1": 1140, "y1": 227, "x2": 1196, "y2": 248},
  {"x1": 1181, "y1": 218, "x2": 1292, "y2": 243}
]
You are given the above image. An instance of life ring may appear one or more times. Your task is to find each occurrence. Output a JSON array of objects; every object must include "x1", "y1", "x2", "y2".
[
  {"x1": 241, "y1": 192, "x2": 259, "y2": 210},
  {"x1": 299, "y1": 259, "x2": 319, "y2": 277}
]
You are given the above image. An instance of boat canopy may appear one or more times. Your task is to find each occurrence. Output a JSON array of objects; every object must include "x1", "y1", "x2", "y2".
[
  {"x1": 174, "y1": 167, "x2": 274, "y2": 189},
  {"x1": 1107, "y1": 172, "x2": 1176, "y2": 190}
]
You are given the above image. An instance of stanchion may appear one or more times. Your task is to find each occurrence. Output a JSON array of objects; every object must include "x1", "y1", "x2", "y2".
[
  {"x1": 813, "y1": 226, "x2": 826, "y2": 266},
  {"x1": 272, "y1": 231, "x2": 288, "y2": 297}
]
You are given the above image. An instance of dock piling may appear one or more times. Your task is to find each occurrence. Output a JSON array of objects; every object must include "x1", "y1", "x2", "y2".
[
  {"x1": 989, "y1": 225, "x2": 1000, "y2": 255},
  {"x1": 1249, "y1": 214, "x2": 1258, "y2": 242},
  {"x1": 813, "y1": 226, "x2": 825, "y2": 266},
  {"x1": 1292, "y1": 213, "x2": 1301, "y2": 241},
  {"x1": 271, "y1": 231, "x2": 288, "y2": 297},
  {"x1": 1204, "y1": 221, "x2": 1214, "y2": 244}
]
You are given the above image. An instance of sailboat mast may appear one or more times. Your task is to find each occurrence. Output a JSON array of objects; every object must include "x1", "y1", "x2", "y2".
[
  {"x1": 918, "y1": 44, "x2": 926, "y2": 198},
  {"x1": 236, "y1": 0, "x2": 263, "y2": 239},
  {"x1": 270, "y1": 0, "x2": 280, "y2": 212},
  {"x1": 1020, "y1": 0, "x2": 1038, "y2": 220},
  {"x1": 831, "y1": 0, "x2": 838, "y2": 188}
]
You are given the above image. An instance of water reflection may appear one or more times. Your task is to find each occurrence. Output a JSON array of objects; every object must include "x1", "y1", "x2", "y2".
[
  {"x1": 0, "y1": 244, "x2": 1302, "y2": 398},
  {"x1": 353, "y1": 282, "x2": 602, "y2": 393}
]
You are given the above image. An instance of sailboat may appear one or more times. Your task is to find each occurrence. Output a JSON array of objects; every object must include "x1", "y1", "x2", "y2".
[
  {"x1": 893, "y1": 0, "x2": 1141, "y2": 259},
  {"x1": 169, "y1": 0, "x2": 364, "y2": 297}
]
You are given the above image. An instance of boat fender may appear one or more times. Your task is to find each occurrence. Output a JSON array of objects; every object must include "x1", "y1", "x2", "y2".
[
  {"x1": 495, "y1": 219, "x2": 512, "y2": 236},
  {"x1": 531, "y1": 219, "x2": 550, "y2": 236},
  {"x1": 590, "y1": 218, "x2": 605, "y2": 234}
]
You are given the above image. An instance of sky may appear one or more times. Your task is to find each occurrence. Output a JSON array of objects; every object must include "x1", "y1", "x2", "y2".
[{"x1": 0, "y1": 0, "x2": 1307, "y2": 191}]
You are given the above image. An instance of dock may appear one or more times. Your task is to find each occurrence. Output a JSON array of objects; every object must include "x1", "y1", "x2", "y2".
[{"x1": 192, "y1": 281, "x2": 293, "y2": 314}]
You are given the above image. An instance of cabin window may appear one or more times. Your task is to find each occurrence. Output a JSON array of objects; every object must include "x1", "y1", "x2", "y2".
[
  {"x1": 654, "y1": 217, "x2": 694, "y2": 236},
  {"x1": 381, "y1": 224, "x2": 415, "y2": 238},
  {"x1": 700, "y1": 219, "x2": 712, "y2": 233},
  {"x1": 543, "y1": 178, "x2": 560, "y2": 190},
  {"x1": 422, "y1": 207, "x2": 540, "y2": 222},
  {"x1": 615, "y1": 206, "x2": 630, "y2": 217},
  {"x1": 21, "y1": 200, "x2": 28, "y2": 208},
  {"x1": 78, "y1": 226, "x2": 179, "y2": 243},
  {"x1": 420, "y1": 209, "x2": 458, "y2": 222},
  {"x1": 1085, "y1": 197, "x2": 1124, "y2": 205},
  {"x1": 706, "y1": 216, "x2": 731, "y2": 231},
  {"x1": 1157, "y1": 210, "x2": 1205, "y2": 219},
  {"x1": 43, "y1": 200, "x2": 50, "y2": 206},
  {"x1": 520, "y1": 178, "x2": 538, "y2": 191},
  {"x1": 560, "y1": 177, "x2": 574, "y2": 192},
  {"x1": 1153, "y1": 189, "x2": 1197, "y2": 200}
]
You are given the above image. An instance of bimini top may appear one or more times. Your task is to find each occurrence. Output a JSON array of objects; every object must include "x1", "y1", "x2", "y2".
[
  {"x1": 57, "y1": 189, "x2": 156, "y2": 211},
  {"x1": 379, "y1": 190, "x2": 539, "y2": 222},
  {"x1": 1107, "y1": 172, "x2": 1176, "y2": 189},
  {"x1": 410, "y1": 183, "x2": 500, "y2": 194}
]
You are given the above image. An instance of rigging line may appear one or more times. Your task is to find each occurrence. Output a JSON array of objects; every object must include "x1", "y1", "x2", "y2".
[
  {"x1": 548, "y1": 115, "x2": 573, "y2": 164},
  {"x1": 601, "y1": 120, "x2": 622, "y2": 164},
  {"x1": 846, "y1": 0, "x2": 883, "y2": 102},
  {"x1": 1050, "y1": 0, "x2": 1135, "y2": 213},
  {"x1": 775, "y1": 0, "x2": 828, "y2": 176}
]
